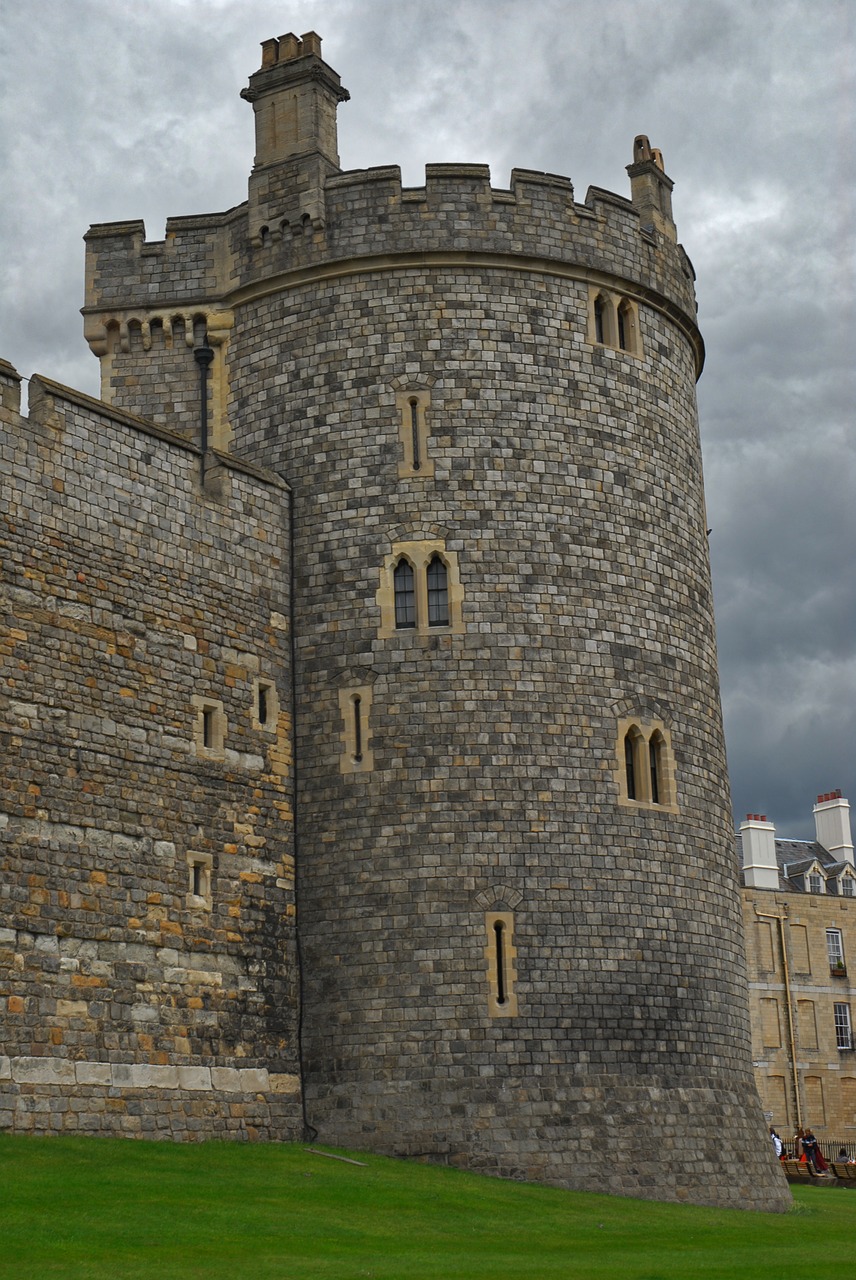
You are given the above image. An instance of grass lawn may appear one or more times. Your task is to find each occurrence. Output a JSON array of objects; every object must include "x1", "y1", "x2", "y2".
[{"x1": 1, "y1": 1135, "x2": 853, "y2": 1279}]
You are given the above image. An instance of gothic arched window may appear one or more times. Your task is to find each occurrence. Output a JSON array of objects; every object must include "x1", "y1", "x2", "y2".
[
  {"x1": 593, "y1": 293, "x2": 607, "y2": 345},
  {"x1": 393, "y1": 558, "x2": 416, "y2": 629},
  {"x1": 624, "y1": 728, "x2": 643, "y2": 801},
  {"x1": 617, "y1": 298, "x2": 635, "y2": 352},
  {"x1": 649, "y1": 732, "x2": 664, "y2": 804},
  {"x1": 426, "y1": 555, "x2": 449, "y2": 627}
]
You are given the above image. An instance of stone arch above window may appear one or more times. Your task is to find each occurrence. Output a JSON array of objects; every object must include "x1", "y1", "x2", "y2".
[
  {"x1": 615, "y1": 716, "x2": 677, "y2": 811},
  {"x1": 473, "y1": 886, "x2": 524, "y2": 911},
  {"x1": 377, "y1": 540, "x2": 464, "y2": 638}
]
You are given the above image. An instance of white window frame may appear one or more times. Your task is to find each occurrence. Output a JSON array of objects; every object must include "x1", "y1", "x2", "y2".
[
  {"x1": 834, "y1": 1003, "x2": 853, "y2": 1051},
  {"x1": 827, "y1": 928, "x2": 846, "y2": 975}
]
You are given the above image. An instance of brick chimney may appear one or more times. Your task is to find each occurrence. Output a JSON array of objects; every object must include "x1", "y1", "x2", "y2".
[
  {"x1": 813, "y1": 791, "x2": 854, "y2": 865},
  {"x1": 740, "y1": 814, "x2": 779, "y2": 890}
]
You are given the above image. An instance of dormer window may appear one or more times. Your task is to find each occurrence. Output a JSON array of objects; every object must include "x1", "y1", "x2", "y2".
[
  {"x1": 808, "y1": 872, "x2": 824, "y2": 895},
  {"x1": 842, "y1": 876, "x2": 855, "y2": 898}
]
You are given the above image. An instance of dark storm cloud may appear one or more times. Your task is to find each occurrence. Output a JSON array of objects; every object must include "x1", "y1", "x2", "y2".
[{"x1": 1, "y1": 0, "x2": 853, "y2": 840}]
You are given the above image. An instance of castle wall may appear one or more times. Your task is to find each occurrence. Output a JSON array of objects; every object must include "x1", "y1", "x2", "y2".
[
  {"x1": 0, "y1": 363, "x2": 300, "y2": 1140},
  {"x1": 12, "y1": 32, "x2": 792, "y2": 1210}
]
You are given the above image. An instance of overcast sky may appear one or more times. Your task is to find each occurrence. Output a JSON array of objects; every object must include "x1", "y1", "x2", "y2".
[{"x1": 1, "y1": 0, "x2": 853, "y2": 840}]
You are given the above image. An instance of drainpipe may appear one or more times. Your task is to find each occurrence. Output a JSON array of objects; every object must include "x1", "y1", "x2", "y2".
[
  {"x1": 193, "y1": 341, "x2": 215, "y2": 473},
  {"x1": 754, "y1": 905, "x2": 801, "y2": 1131}
]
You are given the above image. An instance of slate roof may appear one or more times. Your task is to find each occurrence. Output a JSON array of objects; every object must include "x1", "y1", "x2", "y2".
[{"x1": 737, "y1": 836, "x2": 856, "y2": 894}]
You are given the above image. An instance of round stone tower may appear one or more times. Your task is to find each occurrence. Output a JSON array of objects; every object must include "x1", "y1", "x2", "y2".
[{"x1": 83, "y1": 33, "x2": 790, "y2": 1210}]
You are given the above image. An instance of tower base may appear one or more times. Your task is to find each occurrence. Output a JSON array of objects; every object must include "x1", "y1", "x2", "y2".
[{"x1": 306, "y1": 1072, "x2": 791, "y2": 1212}]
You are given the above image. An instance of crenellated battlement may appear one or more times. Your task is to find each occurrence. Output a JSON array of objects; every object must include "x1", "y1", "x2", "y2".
[
  {"x1": 84, "y1": 142, "x2": 702, "y2": 437},
  {"x1": 84, "y1": 159, "x2": 699, "y2": 370}
]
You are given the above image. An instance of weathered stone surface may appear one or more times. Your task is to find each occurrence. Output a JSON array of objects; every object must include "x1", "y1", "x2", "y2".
[
  {"x1": 0, "y1": 368, "x2": 301, "y2": 1143},
  {"x1": 12, "y1": 1058, "x2": 76, "y2": 1086}
]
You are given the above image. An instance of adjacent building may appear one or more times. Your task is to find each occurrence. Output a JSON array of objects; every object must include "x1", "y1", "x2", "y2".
[{"x1": 741, "y1": 792, "x2": 856, "y2": 1138}]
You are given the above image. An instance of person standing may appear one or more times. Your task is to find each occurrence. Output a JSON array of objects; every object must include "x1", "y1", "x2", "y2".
[{"x1": 802, "y1": 1128, "x2": 819, "y2": 1171}]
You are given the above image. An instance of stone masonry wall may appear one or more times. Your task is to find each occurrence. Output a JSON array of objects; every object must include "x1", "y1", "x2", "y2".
[
  {"x1": 0, "y1": 362, "x2": 300, "y2": 1139},
  {"x1": 226, "y1": 258, "x2": 788, "y2": 1209}
]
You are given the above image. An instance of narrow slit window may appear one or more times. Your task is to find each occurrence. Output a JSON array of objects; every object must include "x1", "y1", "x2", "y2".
[
  {"x1": 193, "y1": 696, "x2": 225, "y2": 755},
  {"x1": 353, "y1": 695, "x2": 363, "y2": 763},
  {"x1": 410, "y1": 399, "x2": 421, "y2": 471},
  {"x1": 494, "y1": 920, "x2": 507, "y2": 1006},
  {"x1": 485, "y1": 911, "x2": 518, "y2": 1017},
  {"x1": 426, "y1": 555, "x2": 449, "y2": 627},
  {"x1": 339, "y1": 685, "x2": 373, "y2": 773},
  {"x1": 187, "y1": 854, "x2": 212, "y2": 908},
  {"x1": 394, "y1": 559, "x2": 416, "y2": 629},
  {"x1": 253, "y1": 678, "x2": 278, "y2": 732}
]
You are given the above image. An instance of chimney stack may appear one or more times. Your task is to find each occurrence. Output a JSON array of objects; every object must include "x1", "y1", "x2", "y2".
[
  {"x1": 814, "y1": 791, "x2": 854, "y2": 865},
  {"x1": 740, "y1": 814, "x2": 779, "y2": 890},
  {"x1": 241, "y1": 31, "x2": 349, "y2": 171},
  {"x1": 627, "y1": 135, "x2": 676, "y2": 242}
]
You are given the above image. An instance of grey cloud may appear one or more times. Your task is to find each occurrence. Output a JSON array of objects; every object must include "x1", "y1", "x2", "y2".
[{"x1": 1, "y1": 0, "x2": 853, "y2": 841}]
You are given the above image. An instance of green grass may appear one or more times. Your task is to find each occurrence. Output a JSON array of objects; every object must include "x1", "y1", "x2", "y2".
[{"x1": 1, "y1": 1135, "x2": 854, "y2": 1279}]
